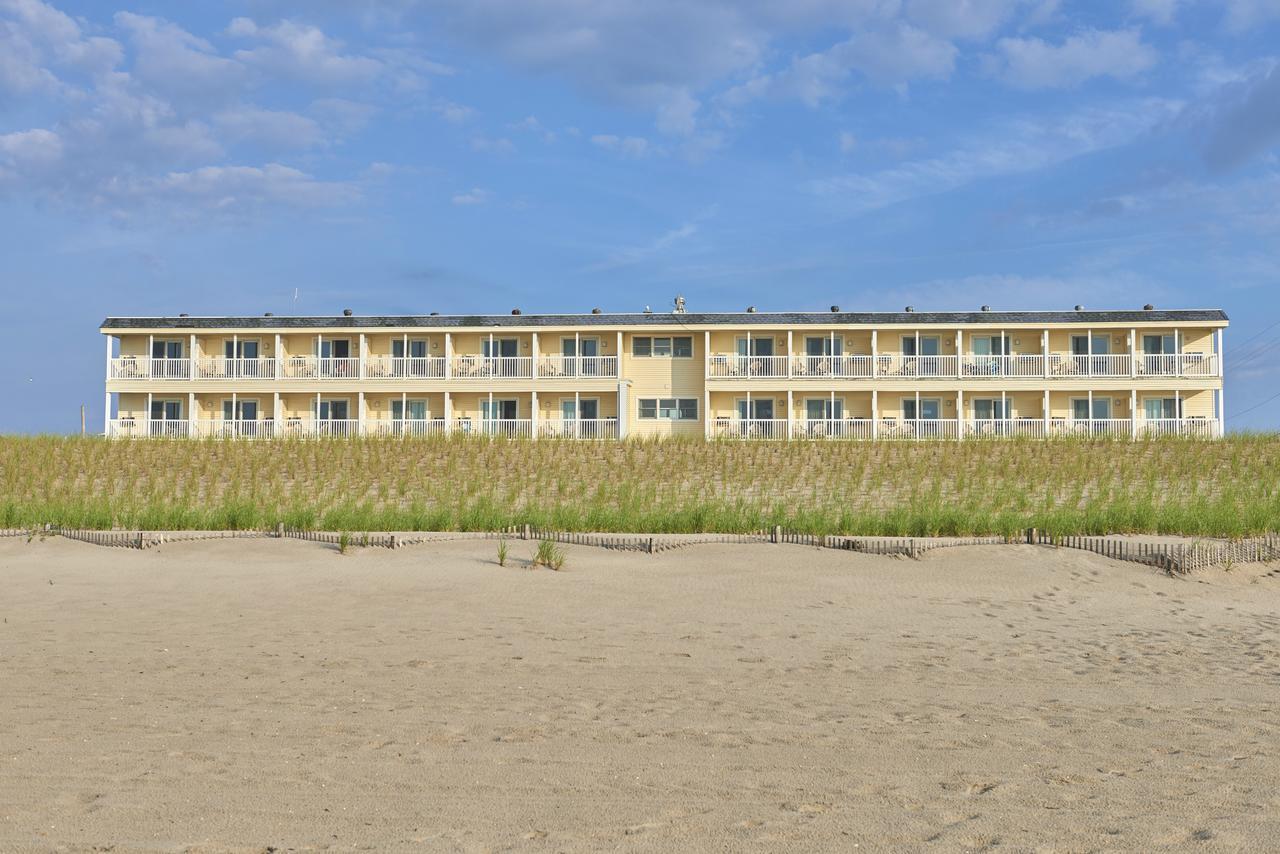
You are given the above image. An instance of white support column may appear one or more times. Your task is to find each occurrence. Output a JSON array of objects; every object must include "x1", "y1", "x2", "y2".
[
  {"x1": 487, "y1": 390, "x2": 494, "y2": 432},
  {"x1": 147, "y1": 334, "x2": 153, "y2": 368},
  {"x1": 617, "y1": 383, "x2": 628, "y2": 439},
  {"x1": 1175, "y1": 388, "x2": 1181, "y2": 425},
  {"x1": 190, "y1": 334, "x2": 197, "y2": 381},
  {"x1": 616, "y1": 331, "x2": 623, "y2": 377},
  {"x1": 575, "y1": 332, "x2": 580, "y2": 377},
  {"x1": 146, "y1": 391, "x2": 152, "y2": 433},
  {"x1": 704, "y1": 387, "x2": 711, "y2": 439},
  {"x1": 1131, "y1": 389, "x2": 1138, "y2": 439},
  {"x1": 788, "y1": 330, "x2": 794, "y2": 378},
  {"x1": 1216, "y1": 328, "x2": 1224, "y2": 378},
  {"x1": 315, "y1": 391, "x2": 320, "y2": 436},
  {"x1": 703, "y1": 329, "x2": 710, "y2": 378},
  {"x1": 273, "y1": 392, "x2": 281, "y2": 426},
  {"x1": 1087, "y1": 389, "x2": 1093, "y2": 427},
  {"x1": 1043, "y1": 389, "x2": 1050, "y2": 436},
  {"x1": 274, "y1": 333, "x2": 282, "y2": 379},
  {"x1": 1000, "y1": 389, "x2": 1007, "y2": 434},
  {"x1": 444, "y1": 332, "x2": 453, "y2": 380},
  {"x1": 444, "y1": 390, "x2": 453, "y2": 433},
  {"x1": 1217, "y1": 387, "x2": 1225, "y2": 436},
  {"x1": 1086, "y1": 328, "x2": 1092, "y2": 377},
  {"x1": 105, "y1": 334, "x2": 113, "y2": 382},
  {"x1": 871, "y1": 388, "x2": 879, "y2": 439},
  {"x1": 232, "y1": 334, "x2": 238, "y2": 374},
  {"x1": 1042, "y1": 329, "x2": 1050, "y2": 378},
  {"x1": 871, "y1": 329, "x2": 878, "y2": 378},
  {"x1": 358, "y1": 334, "x2": 366, "y2": 380},
  {"x1": 532, "y1": 332, "x2": 539, "y2": 379},
  {"x1": 1175, "y1": 328, "x2": 1182, "y2": 376},
  {"x1": 104, "y1": 390, "x2": 111, "y2": 436},
  {"x1": 358, "y1": 391, "x2": 365, "y2": 436},
  {"x1": 956, "y1": 329, "x2": 963, "y2": 378},
  {"x1": 787, "y1": 388, "x2": 794, "y2": 439},
  {"x1": 574, "y1": 390, "x2": 580, "y2": 439},
  {"x1": 957, "y1": 389, "x2": 964, "y2": 439},
  {"x1": 232, "y1": 391, "x2": 237, "y2": 424},
  {"x1": 531, "y1": 389, "x2": 539, "y2": 439},
  {"x1": 1129, "y1": 328, "x2": 1137, "y2": 377}
]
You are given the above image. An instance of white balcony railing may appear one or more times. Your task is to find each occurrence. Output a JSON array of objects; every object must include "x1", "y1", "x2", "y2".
[
  {"x1": 535, "y1": 355, "x2": 619, "y2": 378},
  {"x1": 965, "y1": 418, "x2": 1048, "y2": 439},
  {"x1": 363, "y1": 356, "x2": 448, "y2": 379},
  {"x1": 1137, "y1": 353, "x2": 1218, "y2": 377},
  {"x1": 537, "y1": 418, "x2": 619, "y2": 439},
  {"x1": 193, "y1": 357, "x2": 278, "y2": 379},
  {"x1": 876, "y1": 418, "x2": 962, "y2": 440},
  {"x1": 790, "y1": 355, "x2": 877, "y2": 379},
  {"x1": 707, "y1": 355, "x2": 790, "y2": 379},
  {"x1": 364, "y1": 418, "x2": 449, "y2": 437},
  {"x1": 876, "y1": 355, "x2": 959, "y2": 378},
  {"x1": 106, "y1": 419, "x2": 192, "y2": 438},
  {"x1": 794, "y1": 418, "x2": 875, "y2": 440},
  {"x1": 960, "y1": 355, "x2": 1047, "y2": 378},
  {"x1": 457, "y1": 418, "x2": 534, "y2": 437},
  {"x1": 451, "y1": 356, "x2": 534, "y2": 379},
  {"x1": 109, "y1": 357, "x2": 191, "y2": 380},
  {"x1": 711, "y1": 418, "x2": 792, "y2": 439},
  {"x1": 196, "y1": 419, "x2": 275, "y2": 439}
]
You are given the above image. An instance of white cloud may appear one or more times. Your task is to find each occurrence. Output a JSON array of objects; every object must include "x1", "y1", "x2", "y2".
[
  {"x1": 1130, "y1": 0, "x2": 1181, "y2": 25},
  {"x1": 0, "y1": 0, "x2": 121, "y2": 94},
  {"x1": 905, "y1": 0, "x2": 1026, "y2": 40},
  {"x1": 137, "y1": 163, "x2": 358, "y2": 210},
  {"x1": 989, "y1": 29, "x2": 1158, "y2": 89},
  {"x1": 228, "y1": 17, "x2": 383, "y2": 86},
  {"x1": 1222, "y1": 0, "x2": 1280, "y2": 31},
  {"x1": 114, "y1": 11, "x2": 245, "y2": 99},
  {"x1": 655, "y1": 89, "x2": 699, "y2": 136},
  {"x1": 469, "y1": 134, "x2": 515, "y2": 154},
  {"x1": 433, "y1": 98, "x2": 476, "y2": 124},
  {"x1": 0, "y1": 127, "x2": 61, "y2": 167},
  {"x1": 214, "y1": 106, "x2": 324, "y2": 149},
  {"x1": 451, "y1": 187, "x2": 491, "y2": 205},
  {"x1": 723, "y1": 24, "x2": 956, "y2": 107},
  {"x1": 590, "y1": 134, "x2": 651, "y2": 157},
  {"x1": 509, "y1": 115, "x2": 556, "y2": 142},
  {"x1": 839, "y1": 131, "x2": 858, "y2": 153},
  {"x1": 809, "y1": 99, "x2": 1182, "y2": 213}
]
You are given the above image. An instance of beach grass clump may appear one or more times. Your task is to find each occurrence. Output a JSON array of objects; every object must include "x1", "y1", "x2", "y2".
[
  {"x1": 1, "y1": 433, "x2": 1278, "y2": 537},
  {"x1": 532, "y1": 538, "x2": 565, "y2": 570}
]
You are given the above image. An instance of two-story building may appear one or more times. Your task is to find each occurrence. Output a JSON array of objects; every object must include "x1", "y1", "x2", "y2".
[{"x1": 101, "y1": 305, "x2": 1227, "y2": 440}]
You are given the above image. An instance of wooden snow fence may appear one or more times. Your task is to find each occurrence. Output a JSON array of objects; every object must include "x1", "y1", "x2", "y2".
[{"x1": 19, "y1": 525, "x2": 1280, "y2": 575}]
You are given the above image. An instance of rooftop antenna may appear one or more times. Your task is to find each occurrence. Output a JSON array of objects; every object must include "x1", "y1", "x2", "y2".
[{"x1": 293, "y1": 287, "x2": 299, "y2": 305}]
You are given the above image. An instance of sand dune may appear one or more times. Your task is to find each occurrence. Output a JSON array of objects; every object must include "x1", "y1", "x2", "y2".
[{"x1": 2, "y1": 537, "x2": 1278, "y2": 851}]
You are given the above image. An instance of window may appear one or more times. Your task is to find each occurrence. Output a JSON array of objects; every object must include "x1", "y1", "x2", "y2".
[
  {"x1": 638, "y1": 398, "x2": 697, "y2": 420},
  {"x1": 1144, "y1": 398, "x2": 1181, "y2": 419},
  {"x1": 973, "y1": 399, "x2": 1011, "y2": 420},
  {"x1": 904, "y1": 398, "x2": 941, "y2": 420},
  {"x1": 632, "y1": 336, "x2": 692, "y2": 357}
]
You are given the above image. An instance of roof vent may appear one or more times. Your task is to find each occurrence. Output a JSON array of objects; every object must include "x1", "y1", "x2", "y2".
[
  {"x1": 830, "y1": 305, "x2": 840, "y2": 313},
  {"x1": 591, "y1": 307, "x2": 602, "y2": 315},
  {"x1": 264, "y1": 312, "x2": 273, "y2": 317},
  {"x1": 746, "y1": 305, "x2": 756, "y2": 313},
  {"x1": 1075, "y1": 304, "x2": 1084, "y2": 312},
  {"x1": 981, "y1": 305, "x2": 991, "y2": 312},
  {"x1": 511, "y1": 308, "x2": 521, "y2": 315},
  {"x1": 673, "y1": 295, "x2": 686, "y2": 313},
  {"x1": 178, "y1": 313, "x2": 189, "y2": 318},
  {"x1": 342, "y1": 308, "x2": 353, "y2": 317},
  {"x1": 905, "y1": 306, "x2": 914, "y2": 312},
  {"x1": 643, "y1": 305, "x2": 652, "y2": 314},
  {"x1": 1143, "y1": 303, "x2": 1155, "y2": 311}
]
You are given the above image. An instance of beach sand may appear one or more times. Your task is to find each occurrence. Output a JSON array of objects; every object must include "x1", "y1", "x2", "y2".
[{"x1": 2, "y1": 536, "x2": 1278, "y2": 852}]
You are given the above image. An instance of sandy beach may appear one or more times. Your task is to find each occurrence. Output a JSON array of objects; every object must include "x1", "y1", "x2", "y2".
[{"x1": 2, "y1": 536, "x2": 1278, "y2": 852}]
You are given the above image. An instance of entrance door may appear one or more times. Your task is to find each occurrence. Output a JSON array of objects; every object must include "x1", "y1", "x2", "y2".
[
  {"x1": 319, "y1": 340, "x2": 351, "y2": 377},
  {"x1": 904, "y1": 398, "x2": 941, "y2": 420},
  {"x1": 580, "y1": 338, "x2": 599, "y2": 375},
  {"x1": 904, "y1": 336, "x2": 941, "y2": 375},
  {"x1": 151, "y1": 340, "x2": 184, "y2": 378}
]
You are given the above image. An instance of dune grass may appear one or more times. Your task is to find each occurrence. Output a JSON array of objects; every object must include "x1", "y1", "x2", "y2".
[{"x1": 1, "y1": 434, "x2": 1277, "y2": 537}]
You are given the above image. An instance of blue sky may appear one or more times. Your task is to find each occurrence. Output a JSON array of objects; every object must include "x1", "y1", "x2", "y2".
[{"x1": 1, "y1": 0, "x2": 1278, "y2": 432}]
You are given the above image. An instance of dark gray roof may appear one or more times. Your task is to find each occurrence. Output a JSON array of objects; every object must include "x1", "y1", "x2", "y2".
[{"x1": 101, "y1": 309, "x2": 1228, "y2": 330}]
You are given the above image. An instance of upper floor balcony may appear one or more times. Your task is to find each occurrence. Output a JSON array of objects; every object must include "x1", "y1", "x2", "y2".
[
  {"x1": 109, "y1": 353, "x2": 620, "y2": 382},
  {"x1": 705, "y1": 352, "x2": 1219, "y2": 380}
]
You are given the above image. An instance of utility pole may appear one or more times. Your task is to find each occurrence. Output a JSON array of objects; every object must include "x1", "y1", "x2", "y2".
[{"x1": 81, "y1": 404, "x2": 86, "y2": 436}]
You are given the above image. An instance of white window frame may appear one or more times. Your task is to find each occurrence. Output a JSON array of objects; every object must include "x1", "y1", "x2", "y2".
[
  {"x1": 637, "y1": 397, "x2": 697, "y2": 420},
  {"x1": 1141, "y1": 396, "x2": 1182, "y2": 420},
  {"x1": 1069, "y1": 397, "x2": 1112, "y2": 420},
  {"x1": 903, "y1": 397, "x2": 942, "y2": 420},
  {"x1": 803, "y1": 397, "x2": 843, "y2": 420},
  {"x1": 314, "y1": 397, "x2": 352, "y2": 420},
  {"x1": 735, "y1": 397, "x2": 776, "y2": 420},
  {"x1": 560, "y1": 397, "x2": 600, "y2": 420}
]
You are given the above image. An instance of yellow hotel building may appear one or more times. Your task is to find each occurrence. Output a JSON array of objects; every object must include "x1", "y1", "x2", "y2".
[{"x1": 101, "y1": 304, "x2": 1227, "y2": 440}]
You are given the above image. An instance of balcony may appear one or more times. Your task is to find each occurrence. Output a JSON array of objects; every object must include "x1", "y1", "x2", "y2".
[
  {"x1": 363, "y1": 356, "x2": 448, "y2": 379},
  {"x1": 708, "y1": 418, "x2": 1221, "y2": 441},
  {"x1": 703, "y1": 352, "x2": 1220, "y2": 380},
  {"x1": 534, "y1": 355, "x2": 619, "y2": 379},
  {"x1": 537, "y1": 418, "x2": 619, "y2": 439}
]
